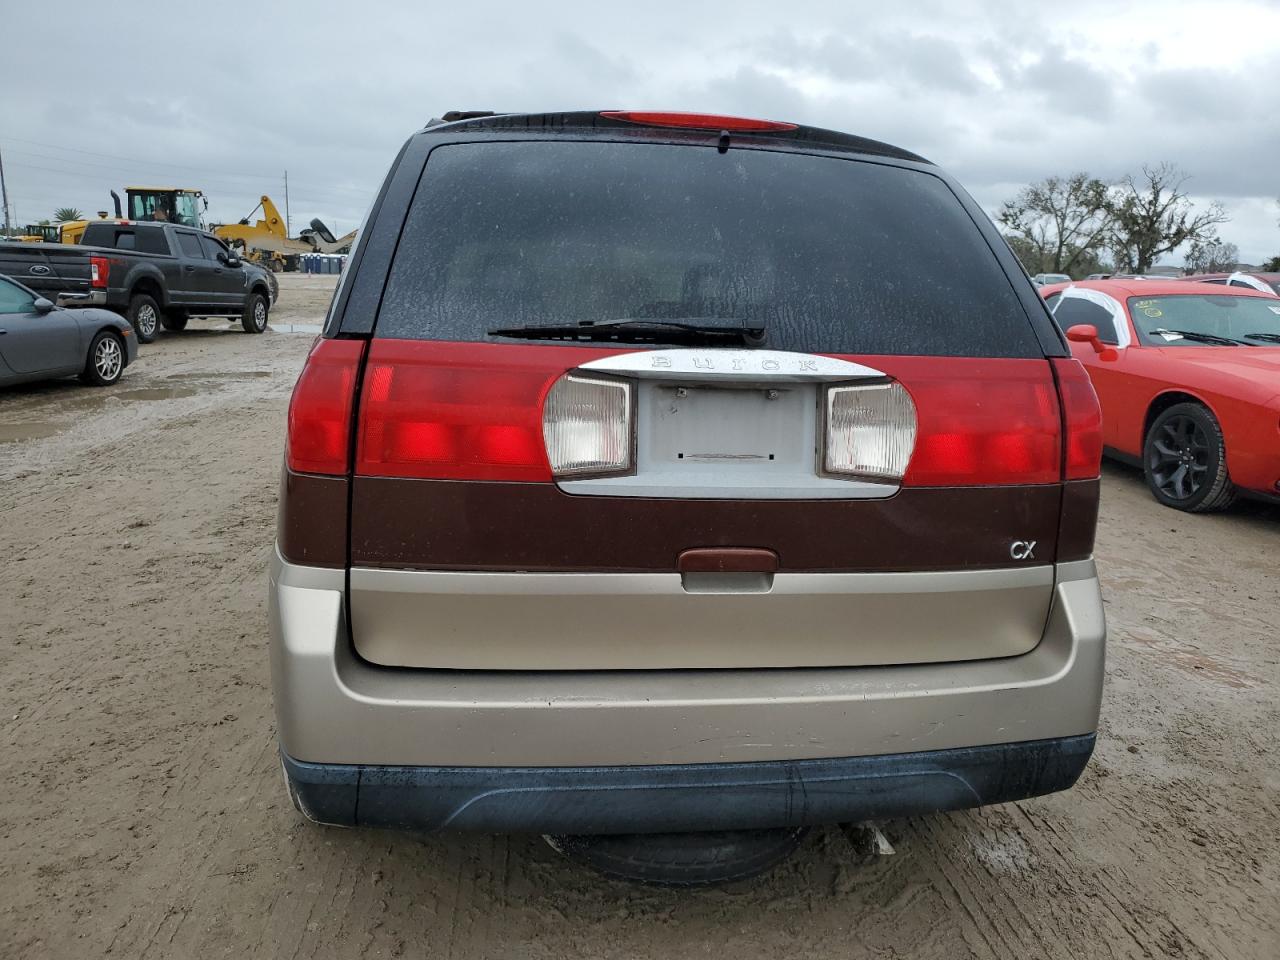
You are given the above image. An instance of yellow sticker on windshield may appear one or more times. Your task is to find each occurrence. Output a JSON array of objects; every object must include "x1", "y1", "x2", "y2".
[{"x1": 1143, "y1": 307, "x2": 1163, "y2": 318}]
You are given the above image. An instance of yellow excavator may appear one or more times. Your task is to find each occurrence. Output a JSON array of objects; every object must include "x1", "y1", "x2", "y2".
[
  {"x1": 60, "y1": 187, "x2": 207, "y2": 244},
  {"x1": 213, "y1": 196, "x2": 357, "y2": 272}
]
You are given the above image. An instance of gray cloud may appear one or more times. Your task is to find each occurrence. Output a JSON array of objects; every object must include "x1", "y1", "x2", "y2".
[{"x1": 0, "y1": 0, "x2": 1276, "y2": 262}]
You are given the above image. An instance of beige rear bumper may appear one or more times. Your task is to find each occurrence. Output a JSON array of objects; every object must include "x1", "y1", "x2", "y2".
[{"x1": 269, "y1": 546, "x2": 1105, "y2": 767}]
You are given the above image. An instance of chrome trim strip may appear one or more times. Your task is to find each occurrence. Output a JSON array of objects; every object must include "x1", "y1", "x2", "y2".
[{"x1": 578, "y1": 348, "x2": 887, "y2": 383}]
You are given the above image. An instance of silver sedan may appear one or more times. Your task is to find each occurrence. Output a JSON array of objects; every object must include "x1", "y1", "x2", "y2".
[{"x1": 0, "y1": 275, "x2": 137, "y2": 388}]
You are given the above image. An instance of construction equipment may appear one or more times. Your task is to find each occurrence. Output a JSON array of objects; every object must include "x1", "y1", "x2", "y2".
[
  {"x1": 299, "y1": 218, "x2": 357, "y2": 255},
  {"x1": 60, "y1": 187, "x2": 207, "y2": 244},
  {"x1": 9, "y1": 223, "x2": 61, "y2": 243},
  {"x1": 211, "y1": 196, "x2": 311, "y2": 272},
  {"x1": 212, "y1": 197, "x2": 357, "y2": 272}
]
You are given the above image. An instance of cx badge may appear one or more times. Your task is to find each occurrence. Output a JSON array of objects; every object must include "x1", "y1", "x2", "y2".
[{"x1": 1010, "y1": 540, "x2": 1037, "y2": 561}]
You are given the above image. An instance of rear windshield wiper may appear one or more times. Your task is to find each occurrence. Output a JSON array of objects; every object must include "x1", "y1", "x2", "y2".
[
  {"x1": 1150, "y1": 328, "x2": 1251, "y2": 346},
  {"x1": 487, "y1": 317, "x2": 767, "y2": 346},
  {"x1": 1242, "y1": 332, "x2": 1280, "y2": 344}
]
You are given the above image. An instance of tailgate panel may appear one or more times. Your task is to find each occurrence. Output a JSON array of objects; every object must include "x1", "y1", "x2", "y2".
[{"x1": 349, "y1": 565, "x2": 1055, "y2": 670}]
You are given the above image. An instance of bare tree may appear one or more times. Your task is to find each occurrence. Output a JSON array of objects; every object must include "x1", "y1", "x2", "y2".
[
  {"x1": 997, "y1": 173, "x2": 1113, "y2": 276},
  {"x1": 1107, "y1": 163, "x2": 1228, "y2": 274},
  {"x1": 1183, "y1": 238, "x2": 1239, "y2": 274}
]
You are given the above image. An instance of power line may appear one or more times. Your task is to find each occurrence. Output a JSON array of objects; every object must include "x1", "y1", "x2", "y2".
[{"x1": 0, "y1": 135, "x2": 279, "y2": 180}]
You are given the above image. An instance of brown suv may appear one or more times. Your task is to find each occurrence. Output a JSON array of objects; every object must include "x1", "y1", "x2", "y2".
[{"x1": 270, "y1": 110, "x2": 1106, "y2": 885}]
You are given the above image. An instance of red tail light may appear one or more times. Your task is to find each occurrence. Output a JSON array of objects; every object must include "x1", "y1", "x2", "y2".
[
  {"x1": 600, "y1": 111, "x2": 797, "y2": 132},
  {"x1": 90, "y1": 256, "x2": 110, "y2": 289},
  {"x1": 355, "y1": 341, "x2": 623, "y2": 481},
  {"x1": 880, "y1": 358, "x2": 1062, "y2": 486},
  {"x1": 286, "y1": 338, "x2": 365, "y2": 475},
  {"x1": 1052, "y1": 358, "x2": 1103, "y2": 480}
]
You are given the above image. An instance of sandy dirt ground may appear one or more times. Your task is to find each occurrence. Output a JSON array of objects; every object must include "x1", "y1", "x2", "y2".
[{"x1": 1, "y1": 273, "x2": 1277, "y2": 959}]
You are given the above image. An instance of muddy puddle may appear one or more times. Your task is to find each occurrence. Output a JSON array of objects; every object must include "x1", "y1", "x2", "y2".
[
  {"x1": 0, "y1": 422, "x2": 66, "y2": 443},
  {"x1": 112, "y1": 387, "x2": 200, "y2": 402},
  {"x1": 161, "y1": 371, "x2": 274, "y2": 382}
]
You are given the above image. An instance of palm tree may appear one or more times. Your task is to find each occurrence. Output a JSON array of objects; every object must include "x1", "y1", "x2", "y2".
[{"x1": 54, "y1": 207, "x2": 84, "y2": 222}]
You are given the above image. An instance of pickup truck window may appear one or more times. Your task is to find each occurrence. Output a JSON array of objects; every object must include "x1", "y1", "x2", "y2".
[
  {"x1": 175, "y1": 232, "x2": 203, "y2": 258},
  {"x1": 134, "y1": 227, "x2": 170, "y2": 256},
  {"x1": 81, "y1": 223, "x2": 171, "y2": 255},
  {"x1": 199, "y1": 235, "x2": 227, "y2": 260}
]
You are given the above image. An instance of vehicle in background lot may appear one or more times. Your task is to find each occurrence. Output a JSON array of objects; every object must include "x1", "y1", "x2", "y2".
[
  {"x1": 1034, "y1": 272, "x2": 1072, "y2": 286},
  {"x1": 0, "y1": 222, "x2": 277, "y2": 343},
  {"x1": 271, "y1": 110, "x2": 1107, "y2": 886},
  {"x1": 0, "y1": 275, "x2": 136, "y2": 387},
  {"x1": 1086, "y1": 273, "x2": 1112, "y2": 280},
  {"x1": 8, "y1": 224, "x2": 62, "y2": 244},
  {"x1": 1178, "y1": 271, "x2": 1280, "y2": 296},
  {"x1": 1042, "y1": 279, "x2": 1280, "y2": 511}
]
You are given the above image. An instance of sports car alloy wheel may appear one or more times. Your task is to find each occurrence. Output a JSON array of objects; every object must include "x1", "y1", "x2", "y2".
[
  {"x1": 1147, "y1": 413, "x2": 1209, "y2": 502},
  {"x1": 95, "y1": 335, "x2": 123, "y2": 382}
]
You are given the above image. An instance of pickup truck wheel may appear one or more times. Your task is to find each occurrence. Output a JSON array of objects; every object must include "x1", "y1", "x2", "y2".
[
  {"x1": 128, "y1": 294, "x2": 161, "y2": 343},
  {"x1": 544, "y1": 827, "x2": 811, "y2": 887},
  {"x1": 161, "y1": 311, "x2": 188, "y2": 332},
  {"x1": 79, "y1": 331, "x2": 125, "y2": 386},
  {"x1": 241, "y1": 292, "x2": 269, "y2": 334}
]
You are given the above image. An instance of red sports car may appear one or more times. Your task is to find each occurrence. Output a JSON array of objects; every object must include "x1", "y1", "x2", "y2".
[{"x1": 1040, "y1": 278, "x2": 1280, "y2": 511}]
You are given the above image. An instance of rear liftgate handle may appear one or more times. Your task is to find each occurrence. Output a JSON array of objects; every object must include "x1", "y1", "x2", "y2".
[{"x1": 678, "y1": 547, "x2": 778, "y2": 594}]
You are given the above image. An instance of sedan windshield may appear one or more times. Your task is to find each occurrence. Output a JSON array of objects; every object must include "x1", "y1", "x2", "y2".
[{"x1": 1129, "y1": 295, "x2": 1280, "y2": 346}]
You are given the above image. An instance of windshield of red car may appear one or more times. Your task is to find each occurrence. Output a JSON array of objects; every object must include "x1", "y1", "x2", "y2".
[{"x1": 1128, "y1": 295, "x2": 1280, "y2": 346}]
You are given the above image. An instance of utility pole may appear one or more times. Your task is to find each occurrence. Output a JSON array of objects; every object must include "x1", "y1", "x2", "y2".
[
  {"x1": 284, "y1": 170, "x2": 291, "y2": 237},
  {"x1": 0, "y1": 144, "x2": 12, "y2": 238}
]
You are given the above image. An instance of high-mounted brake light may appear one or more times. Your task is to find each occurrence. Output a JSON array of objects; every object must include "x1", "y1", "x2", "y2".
[
  {"x1": 600, "y1": 111, "x2": 798, "y2": 132},
  {"x1": 823, "y1": 382, "x2": 917, "y2": 481},
  {"x1": 1052, "y1": 358, "x2": 1103, "y2": 480},
  {"x1": 286, "y1": 339, "x2": 364, "y2": 475},
  {"x1": 90, "y1": 256, "x2": 110, "y2": 289},
  {"x1": 543, "y1": 374, "x2": 633, "y2": 477}
]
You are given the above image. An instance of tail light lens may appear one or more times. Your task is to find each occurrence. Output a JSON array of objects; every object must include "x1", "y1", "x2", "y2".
[
  {"x1": 543, "y1": 374, "x2": 632, "y2": 477},
  {"x1": 824, "y1": 382, "x2": 917, "y2": 481},
  {"x1": 884, "y1": 358, "x2": 1062, "y2": 486},
  {"x1": 1052, "y1": 358, "x2": 1103, "y2": 479},
  {"x1": 285, "y1": 338, "x2": 364, "y2": 475},
  {"x1": 355, "y1": 341, "x2": 623, "y2": 481},
  {"x1": 90, "y1": 256, "x2": 109, "y2": 288}
]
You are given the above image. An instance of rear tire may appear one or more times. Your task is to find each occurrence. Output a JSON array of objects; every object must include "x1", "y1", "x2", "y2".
[
  {"x1": 241, "y1": 292, "x2": 268, "y2": 334},
  {"x1": 161, "y1": 310, "x2": 188, "y2": 332},
  {"x1": 545, "y1": 827, "x2": 810, "y2": 887},
  {"x1": 1143, "y1": 402, "x2": 1235, "y2": 512},
  {"x1": 79, "y1": 330, "x2": 125, "y2": 386},
  {"x1": 128, "y1": 293, "x2": 161, "y2": 344}
]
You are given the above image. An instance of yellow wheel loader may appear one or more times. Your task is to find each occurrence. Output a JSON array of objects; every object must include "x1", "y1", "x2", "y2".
[{"x1": 60, "y1": 188, "x2": 206, "y2": 244}]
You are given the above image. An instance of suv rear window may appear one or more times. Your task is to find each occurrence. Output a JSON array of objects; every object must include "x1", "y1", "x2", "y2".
[{"x1": 375, "y1": 141, "x2": 1040, "y2": 358}]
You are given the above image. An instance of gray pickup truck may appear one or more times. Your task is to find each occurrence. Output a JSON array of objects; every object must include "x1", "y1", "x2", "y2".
[{"x1": 0, "y1": 221, "x2": 278, "y2": 343}]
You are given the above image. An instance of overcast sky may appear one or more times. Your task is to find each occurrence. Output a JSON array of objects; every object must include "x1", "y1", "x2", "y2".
[{"x1": 2, "y1": 0, "x2": 1277, "y2": 263}]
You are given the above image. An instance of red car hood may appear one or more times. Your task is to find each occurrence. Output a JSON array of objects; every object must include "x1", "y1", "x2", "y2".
[{"x1": 1153, "y1": 345, "x2": 1280, "y2": 377}]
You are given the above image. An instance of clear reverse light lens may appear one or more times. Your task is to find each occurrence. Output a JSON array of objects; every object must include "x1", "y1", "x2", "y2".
[
  {"x1": 543, "y1": 374, "x2": 632, "y2": 476},
  {"x1": 825, "y1": 382, "x2": 917, "y2": 481}
]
